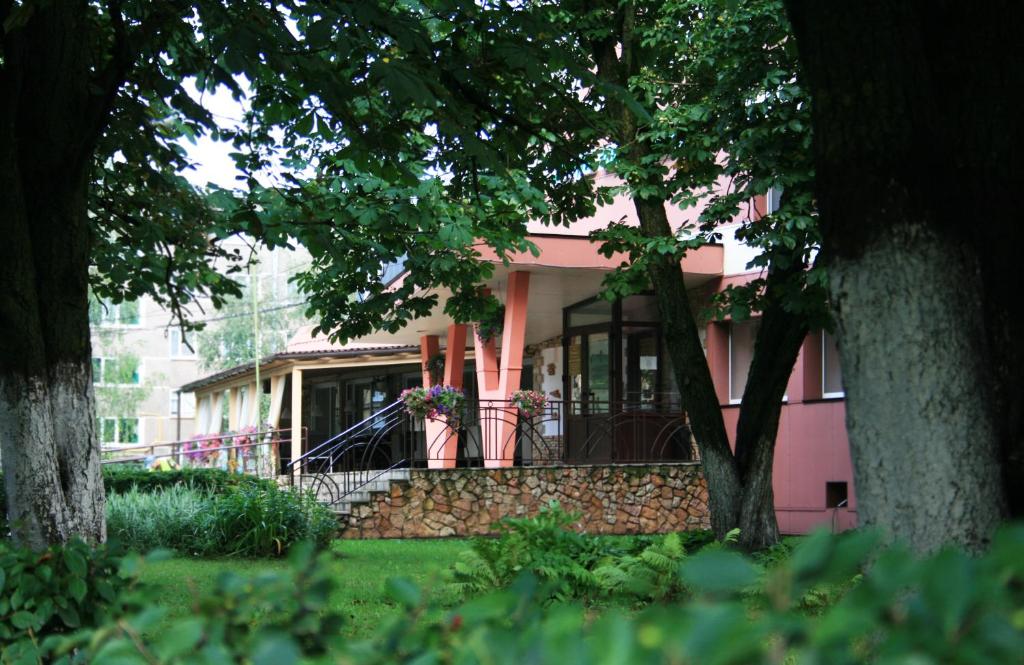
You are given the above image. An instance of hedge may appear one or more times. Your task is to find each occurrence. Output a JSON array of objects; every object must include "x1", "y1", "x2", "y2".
[{"x1": 1, "y1": 467, "x2": 277, "y2": 528}]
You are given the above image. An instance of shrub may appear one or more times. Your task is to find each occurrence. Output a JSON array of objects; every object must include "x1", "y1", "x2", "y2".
[
  {"x1": 446, "y1": 502, "x2": 717, "y2": 605},
  {"x1": 351, "y1": 525, "x2": 1024, "y2": 665},
  {"x1": 200, "y1": 484, "x2": 337, "y2": 557},
  {"x1": 101, "y1": 465, "x2": 275, "y2": 495},
  {"x1": 106, "y1": 486, "x2": 212, "y2": 555},
  {"x1": 104, "y1": 483, "x2": 336, "y2": 557},
  {"x1": 3, "y1": 542, "x2": 344, "y2": 663},
  {"x1": 447, "y1": 501, "x2": 630, "y2": 603},
  {"x1": 0, "y1": 539, "x2": 143, "y2": 648},
  {"x1": 593, "y1": 532, "x2": 689, "y2": 603}
]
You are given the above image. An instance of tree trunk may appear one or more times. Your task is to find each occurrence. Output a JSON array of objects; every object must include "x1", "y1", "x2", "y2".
[
  {"x1": 0, "y1": 174, "x2": 104, "y2": 549},
  {"x1": 734, "y1": 274, "x2": 809, "y2": 551},
  {"x1": 0, "y1": 3, "x2": 108, "y2": 548},
  {"x1": 785, "y1": 0, "x2": 1019, "y2": 550},
  {"x1": 0, "y1": 161, "x2": 105, "y2": 548},
  {"x1": 830, "y1": 226, "x2": 1004, "y2": 551},
  {"x1": 632, "y1": 197, "x2": 743, "y2": 539}
]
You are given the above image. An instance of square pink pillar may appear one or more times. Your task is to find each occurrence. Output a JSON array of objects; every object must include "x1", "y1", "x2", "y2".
[
  {"x1": 420, "y1": 326, "x2": 468, "y2": 469},
  {"x1": 473, "y1": 271, "x2": 531, "y2": 467}
]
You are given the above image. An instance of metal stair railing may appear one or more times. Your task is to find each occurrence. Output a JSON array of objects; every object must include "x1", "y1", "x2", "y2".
[{"x1": 288, "y1": 399, "x2": 412, "y2": 510}]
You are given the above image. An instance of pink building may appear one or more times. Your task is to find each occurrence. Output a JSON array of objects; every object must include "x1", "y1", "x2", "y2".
[{"x1": 180, "y1": 193, "x2": 855, "y2": 537}]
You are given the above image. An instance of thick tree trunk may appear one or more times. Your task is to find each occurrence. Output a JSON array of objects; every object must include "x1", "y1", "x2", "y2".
[
  {"x1": 0, "y1": 368, "x2": 106, "y2": 549},
  {"x1": 0, "y1": 165, "x2": 106, "y2": 548},
  {"x1": 829, "y1": 225, "x2": 1004, "y2": 551},
  {"x1": 786, "y1": 0, "x2": 1020, "y2": 550},
  {"x1": 0, "y1": 2, "x2": 108, "y2": 548},
  {"x1": 632, "y1": 197, "x2": 743, "y2": 539}
]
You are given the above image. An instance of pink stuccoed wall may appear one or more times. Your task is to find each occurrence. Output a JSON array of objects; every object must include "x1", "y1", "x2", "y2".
[
  {"x1": 709, "y1": 321, "x2": 858, "y2": 534},
  {"x1": 721, "y1": 401, "x2": 857, "y2": 534}
]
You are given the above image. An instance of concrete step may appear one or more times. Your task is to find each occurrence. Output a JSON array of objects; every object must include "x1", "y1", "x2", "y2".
[{"x1": 296, "y1": 467, "x2": 411, "y2": 512}]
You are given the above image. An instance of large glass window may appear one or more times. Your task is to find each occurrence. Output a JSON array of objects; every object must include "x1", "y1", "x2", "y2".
[
  {"x1": 621, "y1": 295, "x2": 659, "y2": 322},
  {"x1": 622, "y1": 328, "x2": 659, "y2": 408},
  {"x1": 587, "y1": 332, "x2": 611, "y2": 412},
  {"x1": 567, "y1": 299, "x2": 613, "y2": 328},
  {"x1": 729, "y1": 320, "x2": 759, "y2": 403},
  {"x1": 92, "y1": 357, "x2": 141, "y2": 385},
  {"x1": 169, "y1": 328, "x2": 196, "y2": 358},
  {"x1": 568, "y1": 335, "x2": 583, "y2": 413},
  {"x1": 99, "y1": 417, "x2": 139, "y2": 444},
  {"x1": 90, "y1": 299, "x2": 140, "y2": 326},
  {"x1": 822, "y1": 331, "x2": 844, "y2": 397}
]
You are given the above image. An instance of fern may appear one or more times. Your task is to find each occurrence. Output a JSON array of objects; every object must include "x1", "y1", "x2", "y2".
[{"x1": 595, "y1": 533, "x2": 689, "y2": 603}]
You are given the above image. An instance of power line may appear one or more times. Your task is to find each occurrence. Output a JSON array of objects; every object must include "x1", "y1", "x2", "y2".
[{"x1": 93, "y1": 300, "x2": 309, "y2": 333}]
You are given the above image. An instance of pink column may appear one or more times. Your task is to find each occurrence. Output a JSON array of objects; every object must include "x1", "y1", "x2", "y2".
[
  {"x1": 444, "y1": 323, "x2": 468, "y2": 386},
  {"x1": 419, "y1": 334, "x2": 447, "y2": 468},
  {"x1": 420, "y1": 327, "x2": 468, "y2": 469},
  {"x1": 705, "y1": 322, "x2": 730, "y2": 405},
  {"x1": 419, "y1": 335, "x2": 440, "y2": 386},
  {"x1": 473, "y1": 271, "x2": 531, "y2": 467}
]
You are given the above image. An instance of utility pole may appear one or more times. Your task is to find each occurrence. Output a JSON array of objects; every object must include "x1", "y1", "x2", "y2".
[{"x1": 251, "y1": 261, "x2": 262, "y2": 426}]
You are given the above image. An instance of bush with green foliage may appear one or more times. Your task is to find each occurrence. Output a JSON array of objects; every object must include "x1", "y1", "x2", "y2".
[
  {"x1": 106, "y1": 486, "x2": 211, "y2": 555},
  {"x1": 0, "y1": 540, "x2": 142, "y2": 650},
  {"x1": 201, "y1": 483, "x2": 337, "y2": 557},
  {"x1": 448, "y1": 502, "x2": 611, "y2": 602},
  {"x1": 5, "y1": 526, "x2": 1023, "y2": 663},
  {"x1": 593, "y1": 531, "x2": 690, "y2": 603},
  {"x1": 2, "y1": 543, "x2": 344, "y2": 663},
  {"x1": 447, "y1": 501, "x2": 693, "y2": 604},
  {"x1": 101, "y1": 465, "x2": 275, "y2": 496},
  {"x1": 353, "y1": 526, "x2": 1024, "y2": 665},
  {"x1": 105, "y1": 483, "x2": 336, "y2": 557}
]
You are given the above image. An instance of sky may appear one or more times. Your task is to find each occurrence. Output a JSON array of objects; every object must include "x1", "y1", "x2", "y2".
[{"x1": 178, "y1": 79, "x2": 250, "y2": 190}]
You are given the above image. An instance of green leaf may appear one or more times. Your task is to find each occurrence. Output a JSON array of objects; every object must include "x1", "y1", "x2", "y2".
[
  {"x1": 10, "y1": 610, "x2": 38, "y2": 630},
  {"x1": 680, "y1": 550, "x2": 757, "y2": 595},
  {"x1": 251, "y1": 634, "x2": 301, "y2": 665},
  {"x1": 64, "y1": 548, "x2": 87, "y2": 577},
  {"x1": 153, "y1": 618, "x2": 205, "y2": 660},
  {"x1": 69, "y1": 577, "x2": 87, "y2": 602},
  {"x1": 386, "y1": 577, "x2": 422, "y2": 608},
  {"x1": 57, "y1": 605, "x2": 81, "y2": 628}
]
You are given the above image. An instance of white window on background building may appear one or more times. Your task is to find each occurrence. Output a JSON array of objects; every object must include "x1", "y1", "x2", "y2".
[
  {"x1": 98, "y1": 417, "x2": 140, "y2": 444},
  {"x1": 91, "y1": 357, "x2": 141, "y2": 385},
  {"x1": 169, "y1": 328, "x2": 196, "y2": 358},
  {"x1": 91, "y1": 299, "x2": 141, "y2": 326},
  {"x1": 169, "y1": 393, "x2": 197, "y2": 417},
  {"x1": 728, "y1": 319, "x2": 759, "y2": 404},
  {"x1": 822, "y1": 331, "x2": 844, "y2": 397}
]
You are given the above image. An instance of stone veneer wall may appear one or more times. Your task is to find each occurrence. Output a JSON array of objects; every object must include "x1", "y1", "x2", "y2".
[{"x1": 339, "y1": 463, "x2": 710, "y2": 539}]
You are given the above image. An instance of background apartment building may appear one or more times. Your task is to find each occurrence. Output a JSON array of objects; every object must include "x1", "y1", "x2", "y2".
[{"x1": 91, "y1": 245, "x2": 311, "y2": 448}]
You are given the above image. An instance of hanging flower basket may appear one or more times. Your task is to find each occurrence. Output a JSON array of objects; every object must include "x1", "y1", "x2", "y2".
[
  {"x1": 401, "y1": 385, "x2": 466, "y2": 427},
  {"x1": 476, "y1": 305, "x2": 505, "y2": 343},
  {"x1": 510, "y1": 389, "x2": 548, "y2": 418}
]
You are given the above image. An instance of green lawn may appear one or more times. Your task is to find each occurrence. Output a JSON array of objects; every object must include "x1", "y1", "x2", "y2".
[{"x1": 139, "y1": 538, "x2": 468, "y2": 639}]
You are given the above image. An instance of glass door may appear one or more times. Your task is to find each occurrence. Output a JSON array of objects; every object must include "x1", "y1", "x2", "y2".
[
  {"x1": 565, "y1": 330, "x2": 614, "y2": 461},
  {"x1": 623, "y1": 327, "x2": 659, "y2": 409}
]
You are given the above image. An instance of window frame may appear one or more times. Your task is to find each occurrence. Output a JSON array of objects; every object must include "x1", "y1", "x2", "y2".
[
  {"x1": 98, "y1": 416, "x2": 141, "y2": 445},
  {"x1": 169, "y1": 328, "x2": 196, "y2": 358},
  {"x1": 94, "y1": 300, "x2": 142, "y2": 327},
  {"x1": 821, "y1": 331, "x2": 845, "y2": 399},
  {"x1": 92, "y1": 357, "x2": 143, "y2": 386}
]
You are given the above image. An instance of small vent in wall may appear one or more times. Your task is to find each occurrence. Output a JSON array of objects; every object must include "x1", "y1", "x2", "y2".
[{"x1": 826, "y1": 481, "x2": 848, "y2": 509}]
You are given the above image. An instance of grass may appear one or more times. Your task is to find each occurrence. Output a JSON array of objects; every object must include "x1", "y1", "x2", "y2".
[{"x1": 138, "y1": 538, "x2": 468, "y2": 638}]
